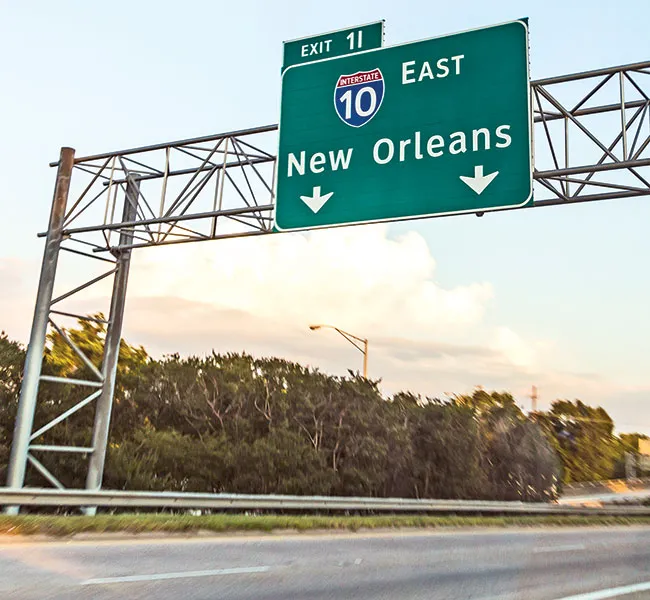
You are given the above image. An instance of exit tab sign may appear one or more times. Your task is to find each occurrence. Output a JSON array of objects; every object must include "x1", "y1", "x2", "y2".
[{"x1": 282, "y1": 21, "x2": 384, "y2": 72}]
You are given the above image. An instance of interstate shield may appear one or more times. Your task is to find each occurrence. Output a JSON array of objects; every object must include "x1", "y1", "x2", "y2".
[{"x1": 334, "y1": 68, "x2": 385, "y2": 128}]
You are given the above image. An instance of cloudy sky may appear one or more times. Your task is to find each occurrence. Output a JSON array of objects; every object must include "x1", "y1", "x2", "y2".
[{"x1": 1, "y1": 0, "x2": 648, "y2": 432}]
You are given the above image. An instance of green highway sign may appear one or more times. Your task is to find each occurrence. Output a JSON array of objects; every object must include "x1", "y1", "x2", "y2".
[
  {"x1": 275, "y1": 20, "x2": 532, "y2": 232},
  {"x1": 282, "y1": 21, "x2": 384, "y2": 71}
]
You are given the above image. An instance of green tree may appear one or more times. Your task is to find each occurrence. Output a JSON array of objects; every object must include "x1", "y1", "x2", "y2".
[
  {"x1": 410, "y1": 400, "x2": 485, "y2": 499},
  {"x1": 454, "y1": 389, "x2": 560, "y2": 500},
  {"x1": 612, "y1": 432, "x2": 649, "y2": 478},
  {"x1": 486, "y1": 418, "x2": 559, "y2": 501},
  {"x1": 1, "y1": 318, "x2": 563, "y2": 502},
  {"x1": 46, "y1": 314, "x2": 148, "y2": 383},
  {"x1": 0, "y1": 332, "x2": 25, "y2": 484},
  {"x1": 537, "y1": 400, "x2": 618, "y2": 483}
]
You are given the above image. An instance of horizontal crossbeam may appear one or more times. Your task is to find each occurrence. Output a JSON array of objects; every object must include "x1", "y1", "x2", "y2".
[
  {"x1": 29, "y1": 445, "x2": 94, "y2": 454},
  {"x1": 49, "y1": 124, "x2": 279, "y2": 166}
]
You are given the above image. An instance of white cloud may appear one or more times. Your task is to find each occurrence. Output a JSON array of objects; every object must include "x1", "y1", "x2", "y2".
[
  {"x1": 491, "y1": 327, "x2": 537, "y2": 369},
  {"x1": 129, "y1": 225, "x2": 493, "y2": 340}
]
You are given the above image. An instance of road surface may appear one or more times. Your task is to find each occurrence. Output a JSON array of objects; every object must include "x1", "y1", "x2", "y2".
[{"x1": 1, "y1": 527, "x2": 649, "y2": 599}]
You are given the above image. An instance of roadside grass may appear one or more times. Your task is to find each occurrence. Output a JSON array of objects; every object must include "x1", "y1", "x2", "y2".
[{"x1": 1, "y1": 513, "x2": 650, "y2": 537}]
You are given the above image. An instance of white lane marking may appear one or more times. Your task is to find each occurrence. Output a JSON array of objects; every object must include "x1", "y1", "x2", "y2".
[
  {"x1": 533, "y1": 544, "x2": 586, "y2": 554},
  {"x1": 553, "y1": 581, "x2": 650, "y2": 600},
  {"x1": 81, "y1": 565, "x2": 270, "y2": 585}
]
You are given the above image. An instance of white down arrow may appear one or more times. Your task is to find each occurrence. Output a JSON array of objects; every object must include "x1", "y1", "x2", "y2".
[
  {"x1": 299, "y1": 186, "x2": 334, "y2": 213},
  {"x1": 459, "y1": 166, "x2": 499, "y2": 195}
]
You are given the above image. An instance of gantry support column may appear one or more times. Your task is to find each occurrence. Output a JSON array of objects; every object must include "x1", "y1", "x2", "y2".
[
  {"x1": 84, "y1": 176, "x2": 140, "y2": 513},
  {"x1": 5, "y1": 148, "x2": 75, "y2": 513}
]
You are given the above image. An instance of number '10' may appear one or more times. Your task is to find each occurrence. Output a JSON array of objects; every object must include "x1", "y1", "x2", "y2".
[{"x1": 338, "y1": 87, "x2": 378, "y2": 120}]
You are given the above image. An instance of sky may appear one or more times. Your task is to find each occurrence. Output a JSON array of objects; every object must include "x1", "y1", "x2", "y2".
[{"x1": 0, "y1": 0, "x2": 649, "y2": 433}]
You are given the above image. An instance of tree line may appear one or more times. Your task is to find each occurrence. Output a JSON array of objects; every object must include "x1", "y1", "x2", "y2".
[{"x1": 0, "y1": 319, "x2": 646, "y2": 501}]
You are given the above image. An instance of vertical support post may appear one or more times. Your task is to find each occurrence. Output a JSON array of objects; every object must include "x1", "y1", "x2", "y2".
[
  {"x1": 211, "y1": 137, "x2": 229, "y2": 238},
  {"x1": 619, "y1": 71, "x2": 628, "y2": 160},
  {"x1": 84, "y1": 175, "x2": 140, "y2": 510},
  {"x1": 5, "y1": 148, "x2": 75, "y2": 514},
  {"x1": 564, "y1": 117, "x2": 570, "y2": 197}
]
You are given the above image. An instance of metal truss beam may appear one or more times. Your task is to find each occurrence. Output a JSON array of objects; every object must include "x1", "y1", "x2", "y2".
[
  {"x1": 39, "y1": 125, "x2": 277, "y2": 254},
  {"x1": 531, "y1": 61, "x2": 650, "y2": 207},
  {"x1": 5, "y1": 60, "x2": 650, "y2": 512}
]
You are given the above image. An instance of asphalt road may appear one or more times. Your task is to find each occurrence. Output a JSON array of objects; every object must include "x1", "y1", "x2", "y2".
[{"x1": 1, "y1": 527, "x2": 650, "y2": 599}]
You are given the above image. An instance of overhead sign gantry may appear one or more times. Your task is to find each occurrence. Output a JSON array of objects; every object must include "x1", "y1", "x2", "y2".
[{"x1": 4, "y1": 16, "x2": 649, "y2": 514}]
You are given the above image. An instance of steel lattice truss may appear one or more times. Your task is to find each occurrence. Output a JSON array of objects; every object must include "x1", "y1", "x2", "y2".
[
  {"x1": 532, "y1": 61, "x2": 650, "y2": 207},
  {"x1": 5, "y1": 60, "x2": 650, "y2": 504},
  {"x1": 54, "y1": 125, "x2": 277, "y2": 253}
]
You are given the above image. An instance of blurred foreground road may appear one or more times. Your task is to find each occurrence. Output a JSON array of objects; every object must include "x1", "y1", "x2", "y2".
[{"x1": 1, "y1": 527, "x2": 650, "y2": 599}]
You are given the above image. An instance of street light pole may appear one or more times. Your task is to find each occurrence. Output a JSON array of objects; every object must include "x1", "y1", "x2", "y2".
[{"x1": 309, "y1": 324, "x2": 369, "y2": 378}]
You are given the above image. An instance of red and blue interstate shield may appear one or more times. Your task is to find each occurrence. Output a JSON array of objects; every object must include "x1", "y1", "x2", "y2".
[{"x1": 334, "y1": 68, "x2": 385, "y2": 128}]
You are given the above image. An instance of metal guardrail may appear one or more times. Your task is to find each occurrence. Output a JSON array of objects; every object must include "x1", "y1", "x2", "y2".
[{"x1": 2, "y1": 488, "x2": 650, "y2": 516}]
